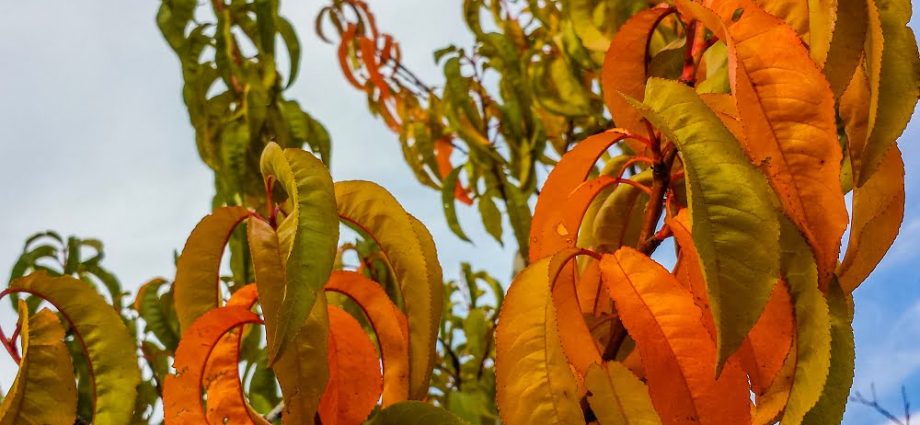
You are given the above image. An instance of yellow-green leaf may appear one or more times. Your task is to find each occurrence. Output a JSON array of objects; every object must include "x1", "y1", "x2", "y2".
[
  {"x1": 495, "y1": 258, "x2": 583, "y2": 425},
  {"x1": 0, "y1": 303, "x2": 76, "y2": 425},
  {"x1": 628, "y1": 77, "x2": 780, "y2": 369},
  {"x1": 777, "y1": 219, "x2": 832, "y2": 424},
  {"x1": 858, "y1": 0, "x2": 920, "y2": 185},
  {"x1": 9, "y1": 272, "x2": 140, "y2": 425},
  {"x1": 260, "y1": 142, "x2": 339, "y2": 362},
  {"x1": 822, "y1": 0, "x2": 868, "y2": 96},
  {"x1": 838, "y1": 146, "x2": 905, "y2": 292},
  {"x1": 802, "y1": 279, "x2": 855, "y2": 424},
  {"x1": 248, "y1": 217, "x2": 331, "y2": 423},
  {"x1": 367, "y1": 401, "x2": 467, "y2": 425},
  {"x1": 584, "y1": 361, "x2": 661, "y2": 425},
  {"x1": 174, "y1": 206, "x2": 249, "y2": 331},
  {"x1": 335, "y1": 180, "x2": 442, "y2": 400}
]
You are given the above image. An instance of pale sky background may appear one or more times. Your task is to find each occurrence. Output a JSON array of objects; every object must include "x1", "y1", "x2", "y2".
[{"x1": 0, "y1": 2, "x2": 917, "y2": 424}]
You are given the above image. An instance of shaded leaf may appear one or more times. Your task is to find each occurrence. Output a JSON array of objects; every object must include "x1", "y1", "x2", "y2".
[
  {"x1": 367, "y1": 401, "x2": 467, "y2": 425},
  {"x1": 584, "y1": 361, "x2": 662, "y2": 425}
]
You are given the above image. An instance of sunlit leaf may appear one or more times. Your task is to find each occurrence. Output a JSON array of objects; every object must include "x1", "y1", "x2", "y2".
[
  {"x1": 584, "y1": 361, "x2": 662, "y2": 425},
  {"x1": 802, "y1": 279, "x2": 855, "y2": 424},
  {"x1": 599, "y1": 248, "x2": 751, "y2": 424},
  {"x1": 495, "y1": 258, "x2": 583, "y2": 425}
]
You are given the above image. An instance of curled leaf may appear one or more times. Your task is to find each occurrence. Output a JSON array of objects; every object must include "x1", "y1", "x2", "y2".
[{"x1": 319, "y1": 306, "x2": 384, "y2": 425}]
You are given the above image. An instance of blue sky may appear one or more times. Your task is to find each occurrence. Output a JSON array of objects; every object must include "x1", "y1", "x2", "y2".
[{"x1": 0, "y1": 2, "x2": 916, "y2": 423}]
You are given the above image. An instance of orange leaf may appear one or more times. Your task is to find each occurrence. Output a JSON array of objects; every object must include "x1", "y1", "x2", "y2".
[
  {"x1": 531, "y1": 130, "x2": 628, "y2": 262},
  {"x1": 838, "y1": 146, "x2": 905, "y2": 292},
  {"x1": 600, "y1": 6, "x2": 675, "y2": 139},
  {"x1": 547, "y1": 248, "x2": 604, "y2": 376},
  {"x1": 600, "y1": 248, "x2": 751, "y2": 425},
  {"x1": 319, "y1": 306, "x2": 384, "y2": 425},
  {"x1": 435, "y1": 137, "x2": 473, "y2": 205},
  {"x1": 203, "y1": 285, "x2": 268, "y2": 425},
  {"x1": 737, "y1": 281, "x2": 795, "y2": 396},
  {"x1": 164, "y1": 306, "x2": 261, "y2": 425},
  {"x1": 324, "y1": 270, "x2": 409, "y2": 405}
]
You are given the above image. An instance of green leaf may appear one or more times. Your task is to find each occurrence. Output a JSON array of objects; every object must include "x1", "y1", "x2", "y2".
[
  {"x1": 277, "y1": 17, "x2": 301, "y2": 89},
  {"x1": 368, "y1": 401, "x2": 468, "y2": 425},
  {"x1": 442, "y1": 167, "x2": 472, "y2": 242},
  {"x1": 260, "y1": 143, "x2": 339, "y2": 363},
  {"x1": 477, "y1": 194, "x2": 503, "y2": 245},
  {"x1": 9, "y1": 272, "x2": 140, "y2": 425},
  {"x1": 802, "y1": 279, "x2": 855, "y2": 424},
  {"x1": 628, "y1": 78, "x2": 781, "y2": 370},
  {"x1": 0, "y1": 303, "x2": 77, "y2": 425},
  {"x1": 135, "y1": 278, "x2": 180, "y2": 351}
]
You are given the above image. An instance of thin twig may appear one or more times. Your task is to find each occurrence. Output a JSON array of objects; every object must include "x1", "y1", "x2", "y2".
[{"x1": 850, "y1": 384, "x2": 910, "y2": 425}]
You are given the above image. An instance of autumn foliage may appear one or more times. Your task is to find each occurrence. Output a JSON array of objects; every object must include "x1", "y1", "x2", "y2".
[{"x1": 1, "y1": 0, "x2": 919, "y2": 423}]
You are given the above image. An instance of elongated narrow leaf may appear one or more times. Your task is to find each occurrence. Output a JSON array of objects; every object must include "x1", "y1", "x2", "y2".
[
  {"x1": 260, "y1": 143, "x2": 339, "y2": 362},
  {"x1": 174, "y1": 206, "x2": 249, "y2": 331},
  {"x1": 441, "y1": 166, "x2": 471, "y2": 242},
  {"x1": 628, "y1": 77, "x2": 780, "y2": 368},
  {"x1": 0, "y1": 303, "x2": 76, "y2": 425},
  {"x1": 325, "y1": 271, "x2": 410, "y2": 405},
  {"x1": 684, "y1": 0, "x2": 848, "y2": 286},
  {"x1": 248, "y1": 217, "x2": 330, "y2": 423},
  {"x1": 164, "y1": 306, "x2": 261, "y2": 424},
  {"x1": 600, "y1": 249, "x2": 751, "y2": 425},
  {"x1": 531, "y1": 130, "x2": 627, "y2": 262},
  {"x1": 858, "y1": 0, "x2": 920, "y2": 184},
  {"x1": 823, "y1": 0, "x2": 868, "y2": 96},
  {"x1": 802, "y1": 279, "x2": 855, "y2": 424},
  {"x1": 838, "y1": 146, "x2": 905, "y2": 292},
  {"x1": 600, "y1": 7, "x2": 674, "y2": 136},
  {"x1": 335, "y1": 180, "x2": 442, "y2": 399},
  {"x1": 319, "y1": 306, "x2": 384, "y2": 425},
  {"x1": 737, "y1": 281, "x2": 795, "y2": 395},
  {"x1": 776, "y1": 219, "x2": 832, "y2": 424},
  {"x1": 204, "y1": 285, "x2": 268, "y2": 425},
  {"x1": 584, "y1": 361, "x2": 662, "y2": 425},
  {"x1": 548, "y1": 248, "x2": 604, "y2": 375},
  {"x1": 495, "y1": 258, "x2": 583, "y2": 425},
  {"x1": 9, "y1": 272, "x2": 139, "y2": 425},
  {"x1": 367, "y1": 401, "x2": 467, "y2": 425},
  {"x1": 593, "y1": 170, "x2": 651, "y2": 253}
]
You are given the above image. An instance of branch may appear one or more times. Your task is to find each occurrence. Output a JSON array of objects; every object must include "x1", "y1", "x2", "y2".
[{"x1": 850, "y1": 384, "x2": 911, "y2": 425}]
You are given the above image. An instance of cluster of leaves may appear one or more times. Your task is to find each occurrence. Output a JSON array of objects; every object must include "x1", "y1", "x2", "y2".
[
  {"x1": 316, "y1": 0, "x2": 662, "y2": 255},
  {"x1": 0, "y1": 143, "x2": 468, "y2": 425},
  {"x1": 492, "y1": 0, "x2": 919, "y2": 423},
  {"x1": 157, "y1": 0, "x2": 331, "y2": 209},
  {"x1": 2, "y1": 0, "x2": 919, "y2": 423}
]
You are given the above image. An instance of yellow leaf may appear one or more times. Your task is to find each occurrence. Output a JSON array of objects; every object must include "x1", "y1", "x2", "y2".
[
  {"x1": 600, "y1": 249, "x2": 751, "y2": 425},
  {"x1": 260, "y1": 142, "x2": 339, "y2": 362},
  {"x1": 9, "y1": 272, "x2": 140, "y2": 425},
  {"x1": 0, "y1": 303, "x2": 76, "y2": 425},
  {"x1": 174, "y1": 206, "x2": 249, "y2": 331},
  {"x1": 628, "y1": 78, "x2": 780, "y2": 369},
  {"x1": 335, "y1": 180, "x2": 442, "y2": 400},
  {"x1": 495, "y1": 258, "x2": 583, "y2": 425},
  {"x1": 822, "y1": 0, "x2": 868, "y2": 96},
  {"x1": 584, "y1": 361, "x2": 662, "y2": 425},
  {"x1": 838, "y1": 146, "x2": 905, "y2": 292}
]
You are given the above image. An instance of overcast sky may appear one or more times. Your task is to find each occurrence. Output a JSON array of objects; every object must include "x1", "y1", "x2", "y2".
[{"x1": 0, "y1": 2, "x2": 918, "y2": 423}]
